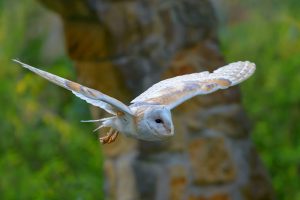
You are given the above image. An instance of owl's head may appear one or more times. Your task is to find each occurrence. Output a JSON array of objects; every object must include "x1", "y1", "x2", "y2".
[{"x1": 140, "y1": 105, "x2": 174, "y2": 140}]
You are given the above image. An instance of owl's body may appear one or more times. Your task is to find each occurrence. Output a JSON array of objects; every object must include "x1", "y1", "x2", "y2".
[
  {"x1": 101, "y1": 104, "x2": 173, "y2": 142},
  {"x1": 14, "y1": 60, "x2": 255, "y2": 144}
]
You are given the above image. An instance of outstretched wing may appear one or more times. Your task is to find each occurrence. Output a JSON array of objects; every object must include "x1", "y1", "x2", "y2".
[
  {"x1": 131, "y1": 61, "x2": 256, "y2": 109},
  {"x1": 14, "y1": 60, "x2": 133, "y2": 116}
]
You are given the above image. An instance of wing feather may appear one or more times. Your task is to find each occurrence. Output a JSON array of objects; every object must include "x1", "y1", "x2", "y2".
[
  {"x1": 131, "y1": 61, "x2": 255, "y2": 109},
  {"x1": 14, "y1": 59, "x2": 133, "y2": 116}
]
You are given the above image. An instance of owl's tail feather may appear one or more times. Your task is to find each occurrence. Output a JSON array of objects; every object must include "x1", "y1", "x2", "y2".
[
  {"x1": 93, "y1": 125, "x2": 105, "y2": 132},
  {"x1": 80, "y1": 116, "x2": 116, "y2": 132},
  {"x1": 80, "y1": 116, "x2": 115, "y2": 123}
]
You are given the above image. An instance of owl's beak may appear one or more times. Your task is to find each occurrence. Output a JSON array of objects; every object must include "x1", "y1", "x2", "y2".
[
  {"x1": 164, "y1": 121, "x2": 174, "y2": 136},
  {"x1": 165, "y1": 127, "x2": 171, "y2": 134}
]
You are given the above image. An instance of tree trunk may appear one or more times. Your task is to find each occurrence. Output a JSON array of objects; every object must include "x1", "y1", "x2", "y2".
[{"x1": 38, "y1": 0, "x2": 275, "y2": 199}]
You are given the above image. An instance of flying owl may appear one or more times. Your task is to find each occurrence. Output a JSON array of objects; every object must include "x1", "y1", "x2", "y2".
[{"x1": 14, "y1": 60, "x2": 255, "y2": 144}]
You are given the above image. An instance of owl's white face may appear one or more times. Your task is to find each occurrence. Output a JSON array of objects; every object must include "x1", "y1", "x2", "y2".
[{"x1": 137, "y1": 106, "x2": 174, "y2": 141}]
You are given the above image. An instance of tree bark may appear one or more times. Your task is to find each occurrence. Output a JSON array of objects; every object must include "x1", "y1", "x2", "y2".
[{"x1": 38, "y1": 0, "x2": 275, "y2": 199}]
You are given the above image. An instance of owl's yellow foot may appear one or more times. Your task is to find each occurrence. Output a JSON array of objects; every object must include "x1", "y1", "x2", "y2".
[{"x1": 99, "y1": 129, "x2": 119, "y2": 144}]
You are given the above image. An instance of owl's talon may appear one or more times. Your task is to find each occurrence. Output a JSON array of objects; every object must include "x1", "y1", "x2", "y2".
[
  {"x1": 99, "y1": 129, "x2": 119, "y2": 144},
  {"x1": 99, "y1": 135, "x2": 110, "y2": 144},
  {"x1": 107, "y1": 131, "x2": 119, "y2": 144}
]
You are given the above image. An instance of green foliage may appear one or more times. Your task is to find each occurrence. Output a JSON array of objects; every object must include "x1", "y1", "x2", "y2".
[
  {"x1": 220, "y1": 2, "x2": 300, "y2": 200},
  {"x1": 0, "y1": 1, "x2": 104, "y2": 199}
]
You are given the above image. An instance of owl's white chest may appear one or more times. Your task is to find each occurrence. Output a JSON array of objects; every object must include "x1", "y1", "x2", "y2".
[
  {"x1": 114, "y1": 114, "x2": 137, "y2": 138},
  {"x1": 119, "y1": 105, "x2": 149, "y2": 139}
]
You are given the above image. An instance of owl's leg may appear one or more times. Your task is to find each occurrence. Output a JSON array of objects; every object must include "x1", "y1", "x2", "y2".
[
  {"x1": 99, "y1": 129, "x2": 119, "y2": 144},
  {"x1": 107, "y1": 131, "x2": 119, "y2": 144},
  {"x1": 99, "y1": 129, "x2": 113, "y2": 144}
]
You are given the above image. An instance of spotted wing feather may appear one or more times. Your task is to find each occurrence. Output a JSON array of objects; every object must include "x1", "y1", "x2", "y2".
[
  {"x1": 14, "y1": 59, "x2": 133, "y2": 115},
  {"x1": 131, "y1": 61, "x2": 255, "y2": 109}
]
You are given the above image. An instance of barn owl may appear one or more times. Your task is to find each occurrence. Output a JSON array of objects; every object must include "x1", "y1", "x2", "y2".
[{"x1": 14, "y1": 60, "x2": 255, "y2": 144}]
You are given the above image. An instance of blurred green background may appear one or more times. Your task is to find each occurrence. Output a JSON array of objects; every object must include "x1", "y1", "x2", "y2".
[
  {"x1": 0, "y1": 0, "x2": 104, "y2": 199},
  {"x1": 0, "y1": 0, "x2": 300, "y2": 199},
  {"x1": 219, "y1": 1, "x2": 300, "y2": 199}
]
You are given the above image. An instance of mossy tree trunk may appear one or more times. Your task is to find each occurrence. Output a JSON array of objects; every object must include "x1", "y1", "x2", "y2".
[{"x1": 39, "y1": 0, "x2": 275, "y2": 199}]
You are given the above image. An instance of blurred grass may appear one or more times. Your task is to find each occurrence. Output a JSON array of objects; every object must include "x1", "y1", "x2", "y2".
[
  {"x1": 0, "y1": 0, "x2": 104, "y2": 199},
  {"x1": 220, "y1": 1, "x2": 300, "y2": 199}
]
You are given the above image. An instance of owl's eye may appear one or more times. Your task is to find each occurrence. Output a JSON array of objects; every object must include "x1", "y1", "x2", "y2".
[{"x1": 155, "y1": 119, "x2": 163, "y2": 124}]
